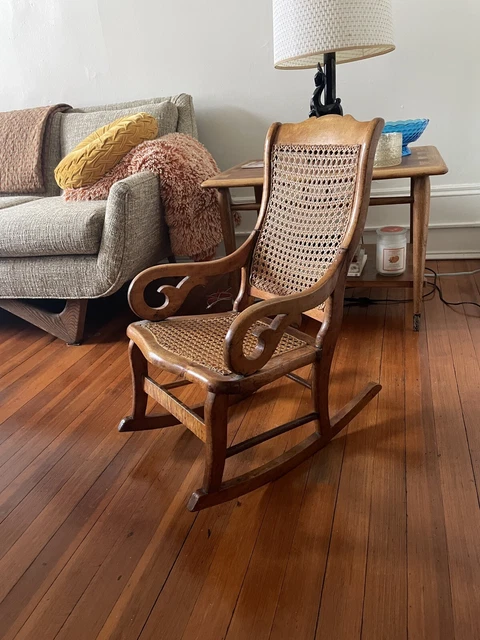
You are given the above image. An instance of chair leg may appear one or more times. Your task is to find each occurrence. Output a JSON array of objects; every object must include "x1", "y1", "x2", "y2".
[
  {"x1": 118, "y1": 341, "x2": 150, "y2": 431},
  {"x1": 129, "y1": 341, "x2": 149, "y2": 419},
  {"x1": 312, "y1": 282, "x2": 347, "y2": 436},
  {"x1": 311, "y1": 279, "x2": 382, "y2": 438},
  {"x1": 119, "y1": 342, "x2": 203, "y2": 433},
  {"x1": 200, "y1": 392, "x2": 229, "y2": 493},
  {"x1": 312, "y1": 356, "x2": 333, "y2": 437}
]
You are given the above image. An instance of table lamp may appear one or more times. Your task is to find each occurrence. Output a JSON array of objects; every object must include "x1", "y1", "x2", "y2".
[{"x1": 273, "y1": 0, "x2": 395, "y2": 117}]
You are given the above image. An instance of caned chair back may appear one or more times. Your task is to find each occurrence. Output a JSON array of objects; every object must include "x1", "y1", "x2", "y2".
[{"x1": 249, "y1": 115, "x2": 383, "y2": 299}]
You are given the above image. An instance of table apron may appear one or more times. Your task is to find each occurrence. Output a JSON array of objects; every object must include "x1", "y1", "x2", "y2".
[{"x1": 231, "y1": 195, "x2": 415, "y2": 212}]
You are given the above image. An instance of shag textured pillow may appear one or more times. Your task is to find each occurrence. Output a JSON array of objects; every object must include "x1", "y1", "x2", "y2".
[{"x1": 54, "y1": 112, "x2": 158, "y2": 189}]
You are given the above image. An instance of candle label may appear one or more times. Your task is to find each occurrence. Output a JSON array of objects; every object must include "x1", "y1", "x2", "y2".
[{"x1": 382, "y1": 246, "x2": 406, "y2": 272}]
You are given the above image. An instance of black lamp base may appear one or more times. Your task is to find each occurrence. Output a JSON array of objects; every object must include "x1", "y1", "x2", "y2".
[{"x1": 309, "y1": 53, "x2": 343, "y2": 118}]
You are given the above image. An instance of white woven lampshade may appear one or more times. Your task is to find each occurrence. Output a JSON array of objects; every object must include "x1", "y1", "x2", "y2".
[{"x1": 273, "y1": 0, "x2": 395, "y2": 69}]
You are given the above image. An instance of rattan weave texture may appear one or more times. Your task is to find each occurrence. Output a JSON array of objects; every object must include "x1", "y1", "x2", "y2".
[
  {"x1": 250, "y1": 143, "x2": 360, "y2": 297},
  {"x1": 141, "y1": 312, "x2": 307, "y2": 375}
]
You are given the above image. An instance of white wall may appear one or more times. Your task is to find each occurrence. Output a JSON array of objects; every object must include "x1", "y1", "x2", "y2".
[{"x1": 1, "y1": 0, "x2": 479, "y2": 257}]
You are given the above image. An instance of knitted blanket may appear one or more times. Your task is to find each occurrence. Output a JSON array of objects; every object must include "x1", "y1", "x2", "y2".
[
  {"x1": 0, "y1": 104, "x2": 70, "y2": 193},
  {"x1": 65, "y1": 134, "x2": 235, "y2": 261}
]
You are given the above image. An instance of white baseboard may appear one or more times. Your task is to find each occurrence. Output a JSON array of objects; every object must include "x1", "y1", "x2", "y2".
[
  {"x1": 365, "y1": 221, "x2": 480, "y2": 231},
  {"x1": 423, "y1": 250, "x2": 480, "y2": 260},
  {"x1": 370, "y1": 182, "x2": 480, "y2": 199}
]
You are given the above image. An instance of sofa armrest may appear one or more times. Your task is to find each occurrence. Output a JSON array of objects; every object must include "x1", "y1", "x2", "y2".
[{"x1": 97, "y1": 172, "x2": 170, "y2": 295}]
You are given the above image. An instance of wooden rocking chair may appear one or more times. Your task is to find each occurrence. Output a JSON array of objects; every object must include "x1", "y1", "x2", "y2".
[{"x1": 119, "y1": 114, "x2": 384, "y2": 511}]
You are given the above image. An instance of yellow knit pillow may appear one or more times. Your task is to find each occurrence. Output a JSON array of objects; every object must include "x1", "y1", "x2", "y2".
[{"x1": 54, "y1": 112, "x2": 158, "y2": 189}]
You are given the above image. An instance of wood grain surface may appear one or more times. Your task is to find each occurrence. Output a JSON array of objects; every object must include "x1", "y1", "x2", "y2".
[{"x1": 0, "y1": 262, "x2": 479, "y2": 639}]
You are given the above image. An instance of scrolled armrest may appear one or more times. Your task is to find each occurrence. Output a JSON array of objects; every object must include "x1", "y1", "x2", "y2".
[
  {"x1": 225, "y1": 304, "x2": 303, "y2": 375},
  {"x1": 224, "y1": 249, "x2": 347, "y2": 375},
  {"x1": 128, "y1": 233, "x2": 256, "y2": 320}
]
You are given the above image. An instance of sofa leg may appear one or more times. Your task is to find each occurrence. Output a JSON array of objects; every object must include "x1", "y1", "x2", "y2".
[{"x1": 0, "y1": 299, "x2": 88, "y2": 344}]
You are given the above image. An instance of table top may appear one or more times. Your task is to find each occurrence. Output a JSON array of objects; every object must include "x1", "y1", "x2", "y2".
[{"x1": 202, "y1": 146, "x2": 448, "y2": 189}]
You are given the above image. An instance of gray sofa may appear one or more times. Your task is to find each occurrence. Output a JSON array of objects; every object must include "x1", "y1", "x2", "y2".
[{"x1": 0, "y1": 94, "x2": 198, "y2": 343}]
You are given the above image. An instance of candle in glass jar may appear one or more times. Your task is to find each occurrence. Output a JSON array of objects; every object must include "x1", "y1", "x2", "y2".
[
  {"x1": 373, "y1": 132, "x2": 402, "y2": 168},
  {"x1": 376, "y1": 226, "x2": 407, "y2": 275}
]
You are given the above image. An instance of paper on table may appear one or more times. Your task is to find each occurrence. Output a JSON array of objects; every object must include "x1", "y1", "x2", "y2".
[{"x1": 241, "y1": 161, "x2": 264, "y2": 169}]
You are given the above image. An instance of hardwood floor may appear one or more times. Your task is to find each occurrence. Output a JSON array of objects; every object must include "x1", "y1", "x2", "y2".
[{"x1": 0, "y1": 261, "x2": 479, "y2": 640}]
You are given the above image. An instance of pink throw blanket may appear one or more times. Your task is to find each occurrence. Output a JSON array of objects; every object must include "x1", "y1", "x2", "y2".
[
  {"x1": 0, "y1": 104, "x2": 70, "y2": 193},
  {"x1": 65, "y1": 134, "x2": 235, "y2": 261}
]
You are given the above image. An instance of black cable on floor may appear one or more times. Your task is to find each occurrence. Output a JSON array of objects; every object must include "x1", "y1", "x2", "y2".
[
  {"x1": 424, "y1": 267, "x2": 480, "y2": 310},
  {"x1": 344, "y1": 296, "x2": 411, "y2": 307},
  {"x1": 344, "y1": 267, "x2": 479, "y2": 310}
]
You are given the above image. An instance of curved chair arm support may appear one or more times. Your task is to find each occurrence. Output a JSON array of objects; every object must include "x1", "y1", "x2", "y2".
[
  {"x1": 128, "y1": 233, "x2": 256, "y2": 321},
  {"x1": 224, "y1": 250, "x2": 348, "y2": 375},
  {"x1": 315, "y1": 296, "x2": 333, "y2": 348}
]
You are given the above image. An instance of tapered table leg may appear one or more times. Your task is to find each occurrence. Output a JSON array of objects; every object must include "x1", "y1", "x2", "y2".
[
  {"x1": 218, "y1": 188, "x2": 240, "y2": 294},
  {"x1": 254, "y1": 185, "x2": 263, "y2": 206},
  {"x1": 409, "y1": 178, "x2": 414, "y2": 244},
  {"x1": 218, "y1": 188, "x2": 236, "y2": 256},
  {"x1": 412, "y1": 176, "x2": 431, "y2": 331}
]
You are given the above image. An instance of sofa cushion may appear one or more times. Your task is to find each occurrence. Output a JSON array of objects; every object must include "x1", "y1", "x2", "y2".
[
  {"x1": 0, "y1": 196, "x2": 42, "y2": 210},
  {"x1": 0, "y1": 197, "x2": 105, "y2": 258},
  {"x1": 72, "y1": 95, "x2": 198, "y2": 139},
  {"x1": 58, "y1": 101, "x2": 178, "y2": 157}
]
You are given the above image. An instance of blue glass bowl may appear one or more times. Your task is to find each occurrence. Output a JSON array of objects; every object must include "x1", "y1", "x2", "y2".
[{"x1": 383, "y1": 119, "x2": 429, "y2": 156}]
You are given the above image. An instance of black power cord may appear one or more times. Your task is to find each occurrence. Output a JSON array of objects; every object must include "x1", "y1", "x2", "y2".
[
  {"x1": 344, "y1": 267, "x2": 480, "y2": 310},
  {"x1": 424, "y1": 267, "x2": 480, "y2": 310}
]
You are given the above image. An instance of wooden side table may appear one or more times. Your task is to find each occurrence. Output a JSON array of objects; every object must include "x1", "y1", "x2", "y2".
[{"x1": 202, "y1": 146, "x2": 448, "y2": 330}]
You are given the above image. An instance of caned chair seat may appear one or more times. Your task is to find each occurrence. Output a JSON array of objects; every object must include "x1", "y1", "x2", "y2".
[
  {"x1": 127, "y1": 311, "x2": 314, "y2": 378},
  {"x1": 119, "y1": 114, "x2": 384, "y2": 511}
]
